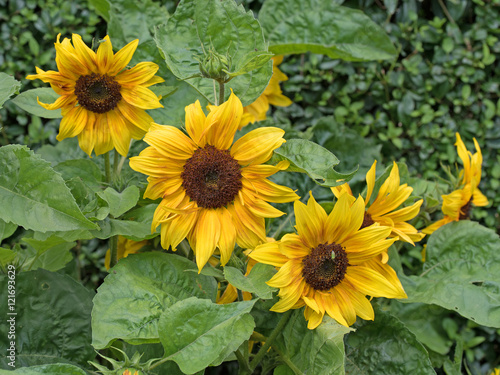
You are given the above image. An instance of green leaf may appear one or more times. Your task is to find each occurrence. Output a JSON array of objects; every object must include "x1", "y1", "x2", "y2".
[
  {"x1": 0, "y1": 73, "x2": 21, "y2": 109},
  {"x1": 91, "y1": 216, "x2": 156, "y2": 241},
  {"x1": 274, "y1": 310, "x2": 352, "y2": 375},
  {"x1": 0, "y1": 270, "x2": 94, "y2": 368},
  {"x1": 155, "y1": 0, "x2": 273, "y2": 106},
  {"x1": 272, "y1": 139, "x2": 358, "y2": 187},
  {"x1": 53, "y1": 159, "x2": 103, "y2": 190},
  {"x1": 88, "y1": 0, "x2": 110, "y2": 21},
  {"x1": 19, "y1": 237, "x2": 75, "y2": 272},
  {"x1": 0, "y1": 364, "x2": 87, "y2": 375},
  {"x1": 98, "y1": 186, "x2": 140, "y2": 218},
  {"x1": 92, "y1": 252, "x2": 218, "y2": 349},
  {"x1": 11, "y1": 88, "x2": 62, "y2": 119},
  {"x1": 65, "y1": 177, "x2": 110, "y2": 221},
  {"x1": 158, "y1": 298, "x2": 256, "y2": 374},
  {"x1": 345, "y1": 307, "x2": 435, "y2": 374},
  {"x1": 0, "y1": 219, "x2": 17, "y2": 243},
  {"x1": 0, "y1": 247, "x2": 16, "y2": 267},
  {"x1": 0, "y1": 145, "x2": 98, "y2": 233},
  {"x1": 224, "y1": 263, "x2": 277, "y2": 299},
  {"x1": 259, "y1": 0, "x2": 398, "y2": 61},
  {"x1": 400, "y1": 221, "x2": 500, "y2": 328},
  {"x1": 36, "y1": 138, "x2": 86, "y2": 167}
]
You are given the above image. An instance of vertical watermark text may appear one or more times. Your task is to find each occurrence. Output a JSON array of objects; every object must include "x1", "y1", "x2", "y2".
[{"x1": 6, "y1": 265, "x2": 16, "y2": 368}]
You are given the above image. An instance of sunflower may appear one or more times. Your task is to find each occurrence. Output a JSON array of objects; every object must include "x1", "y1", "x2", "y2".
[
  {"x1": 104, "y1": 236, "x2": 148, "y2": 270},
  {"x1": 423, "y1": 133, "x2": 488, "y2": 234},
  {"x1": 129, "y1": 92, "x2": 299, "y2": 272},
  {"x1": 248, "y1": 193, "x2": 407, "y2": 329},
  {"x1": 239, "y1": 56, "x2": 292, "y2": 129},
  {"x1": 333, "y1": 161, "x2": 424, "y2": 245},
  {"x1": 26, "y1": 34, "x2": 164, "y2": 157}
]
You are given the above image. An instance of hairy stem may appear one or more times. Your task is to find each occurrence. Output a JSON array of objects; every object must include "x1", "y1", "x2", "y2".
[
  {"x1": 109, "y1": 235, "x2": 118, "y2": 269},
  {"x1": 219, "y1": 81, "x2": 225, "y2": 105}
]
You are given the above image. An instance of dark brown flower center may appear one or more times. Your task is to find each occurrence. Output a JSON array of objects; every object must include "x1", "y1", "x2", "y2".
[
  {"x1": 181, "y1": 145, "x2": 242, "y2": 209},
  {"x1": 360, "y1": 211, "x2": 375, "y2": 229},
  {"x1": 459, "y1": 199, "x2": 472, "y2": 220},
  {"x1": 74, "y1": 73, "x2": 122, "y2": 113},
  {"x1": 302, "y1": 242, "x2": 349, "y2": 291}
]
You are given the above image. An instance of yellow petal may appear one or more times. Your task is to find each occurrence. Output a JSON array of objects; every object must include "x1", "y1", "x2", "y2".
[
  {"x1": 241, "y1": 160, "x2": 289, "y2": 179},
  {"x1": 161, "y1": 208, "x2": 198, "y2": 251},
  {"x1": 332, "y1": 287, "x2": 357, "y2": 326},
  {"x1": 472, "y1": 188, "x2": 488, "y2": 207},
  {"x1": 121, "y1": 85, "x2": 163, "y2": 110},
  {"x1": 116, "y1": 100, "x2": 154, "y2": 132},
  {"x1": 107, "y1": 110, "x2": 131, "y2": 156},
  {"x1": 270, "y1": 279, "x2": 306, "y2": 312},
  {"x1": 455, "y1": 133, "x2": 471, "y2": 184},
  {"x1": 194, "y1": 209, "x2": 221, "y2": 272},
  {"x1": 185, "y1": 100, "x2": 207, "y2": 146},
  {"x1": 242, "y1": 177, "x2": 299, "y2": 203},
  {"x1": 231, "y1": 127, "x2": 286, "y2": 166},
  {"x1": 345, "y1": 266, "x2": 407, "y2": 299},
  {"x1": 37, "y1": 94, "x2": 77, "y2": 111},
  {"x1": 56, "y1": 106, "x2": 88, "y2": 141},
  {"x1": 294, "y1": 194, "x2": 326, "y2": 248},
  {"x1": 116, "y1": 62, "x2": 160, "y2": 86},
  {"x1": 96, "y1": 35, "x2": 114, "y2": 74},
  {"x1": 279, "y1": 233, "x2": 310, "y2": 259},
  {"x1": 304, "y1": 306, "x2": 324, "y2": 329},
  {"x1": 267, "y1": 259, "x2": 303, "y2": 288},
  {"x1": 205, "y1": 91, "x2": 242, "y2": 150},
  {"x1": 109, "y1": 39, "x2": 139, "y2": 76},
  {"x1": 218, "y1": 208, "x2": 236, "y2": 266},
  {"x1": 248, "y1": 241, "x2": 288, "y2": 267},
  {"x1": 77, "y1": 111, "x2": 97, "y2": 156},
  {"x1": 321, "y1": 292, "x2": 349, "y2": 327},
  {"x1": 365, "y1": 160, "x2": 377, "y2": 204},
  {"x1": 71, "y1": 34, "x2": 97, "y2": 72},
  {"x1": 144, "y1": 123, "x2": 196, "y2": 159},
  {"x1": 94, "y1": 114, "x2": 114, "y2": 156}
]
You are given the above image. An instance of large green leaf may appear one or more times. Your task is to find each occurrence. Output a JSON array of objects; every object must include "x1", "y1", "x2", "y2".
[
  {"x1": 11, "y1": 88, "x2": 62, "y2": 119},
  {"x1": 0, "y1": 73, "x2": 21, "y2": 109},
  {"x1": 0, "y1": 270, "x2": 94, "y2": 369},
  {"x1": 53, "y1": 159, "x2": 103, "y2": 190},
  {"x1": 158, "y1": 298, "x2": 256, "y2": 374},
  {"x1": 400, "y1": 221, "x2": 500, "y2": 328},
  {"x1": 259, "y1": 0, "x2": 397, "y2": 61},
  {"x1": 36, "y1": 138, "x2": 86, "y2": 167},
  {"x1": 0, "y1": 145, "x2": 98, "y2": 232},
  {"x1": 0, "y1": 364, "x2": 87, "y2": 375},
  {"x1": 274, "y1": 310, "x2": 351, "y2": 375},
  {"x1": 155, "y1": 0, "x2": 273, "y2": 106},
  {"x1": 272, "y1": 139, "x2": 358, "y2": 187},
  {"x1": 224, "y1": 263, "x2": 277, "y2": 300},
  {"x1": 92, "y1": 252, "x2": 218, "y2": 349},
  {"x1": 345, "y1": 307, "x2": 435, "y2": 374}
]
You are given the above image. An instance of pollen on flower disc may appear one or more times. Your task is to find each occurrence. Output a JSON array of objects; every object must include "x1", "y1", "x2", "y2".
[
  {"x1": 75, "y1": 73, "x2": 122, "y2": 113},
  {"x1": 302, "y1": 242, "x2": 349, "y2": 291},
  {"x1": 181, "y1": 145, "x2": 242, "y2": 209}
]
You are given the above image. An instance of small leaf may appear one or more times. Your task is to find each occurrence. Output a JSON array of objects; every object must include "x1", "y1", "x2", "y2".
[
  {"x1": 0, "y1": 73, "x2": 21, "y2": 109},
  {"x1": 0, "y1": 270, "x2": 94, "y2": 368},
  {"x1": 345, "y1": 307, "x2": 435, "y2": 374},
  {"x1": 0, "y1": 219, "x2": 17, "y2": 243},
  {"x1": 274, "y1": 310, "x2": 352, "y2": 375},
  {"x1": 224, "y1": 263, "x2": 277, "y2": 299},
  {"x1": 99, "y1": 186, "x2": 140, "y2": 218},
  {"x1": 0, "y1": 145, "x2": 98, "y2": 233},
  {"x1": 92, "y1": 252, "x2": 218, "y2": 349},
  {"x1": 11, "y1": 88, "x2": 62, "y2": 119},
  {"x1": 272, "y1": 139, "x2": 357, "y2": 187},
  {"x1": 158, "y1": 298, "x2": 256, "y2": 374},
  {"x1": 400, "y1": 221, "x2": 500, "y2": 328},
  {"x1": 18, "y1": 237, "x2": 75, "y2": 272},
  {"x1": 259, "y1": 0, "x2": 397, "y2": 61}
]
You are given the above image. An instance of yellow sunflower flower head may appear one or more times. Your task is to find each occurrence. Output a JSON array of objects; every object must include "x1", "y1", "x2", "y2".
[
  {"x1": 249, "y1": 193, "x2": 407, "y2": 329},
  {"x1": 423, "y1": 133, "x2": 488, "y2": 235},
  {"x1": 104, "y1": 236, "x2": 148, "y2": 270},
  {"x1": 332, "y1": 161, "x2": 424, "y2": 245},
  {"x1": 239, "y1": 56, "x2": 292, "y2": 129},
  {"x1": 130, "y1": 92, "x2": 299, "y2": 272},
  {"x1": 26, "y1": 34, "x2": 164, "y2": 157}
]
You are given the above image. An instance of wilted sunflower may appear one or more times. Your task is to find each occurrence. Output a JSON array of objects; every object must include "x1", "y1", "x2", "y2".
[
  {"x1": 26, "y1": 34, "x2": 164, "y2": 156},
  {"x1": 423, "y1": 133, "x2": 488, "y2": 234},
  {"x1": 249, "y1": 193, "x2": 407, "y2": 329},
  {"x1": 129, "y1": 92, "x2": 299, "y2": 272},
  {"x1": 239, "y1": 56, "x2": 292, "y2": 128},
  {"x1": 104, "y1": 236, "x2": 148, "y2": 270},
  {"x1": 333, "y1": 161, "x2": 424, "y2": 245}
]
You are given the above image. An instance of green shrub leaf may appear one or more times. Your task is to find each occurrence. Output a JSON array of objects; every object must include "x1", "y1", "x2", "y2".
[
  {"x1": 274, "y1": 310, "x2": 351, "y2": 375},
  {"x1": 345, "y1": 307, "x2": 435, "y2": 374},
  {"x1": 92, "y1": 252, "x2": 218, "y2": 349},
  {"x1": 0, "y1": 145, "x2": 98, "y2": 232},
  {"x1": 155, "y1": 0, "x2": 273, "y2": 106},
  {"x1": 11, "y1": 88, "x2": 62, "y2": 119},
  {"x1": 0, "y1": 270, "x2": 94, "y2": 369},
  {"x1": 400, "y1": 221, "x2": 500, "y2": 328},
  {"x1": 158, "y1": 298, "x2": 256, "y2": 374},
  {"x1": 224, "y1": 263, "x2": 277, "y2": 300},
  {"x1": 259, "y1": 0, "x2": 397, "y2": 61},
  {"x1": 0, "y1": 73, "x2": 21, "y2": 109},
  {"x1": 272, "y1": 139, "x2": 357, "y2": 187}
]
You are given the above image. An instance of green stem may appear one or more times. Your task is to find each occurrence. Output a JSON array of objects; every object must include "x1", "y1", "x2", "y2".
[
  {"x1": 273, "y1": 346, "x2": 302, "y2": 375},
  {"x1": 248, "y1": 310, "x2": 292, "y2": 372},
  {"x1": 213, "y1": 80, "x2": 218, "y2": 106},
  {"x1": 219, "y1": 81, "x2": 225, "y2": 105},
  {"x1": 237, "y1": 288, "x2": 244, "y2": 302},
  {"x1": 104, "y1": 152, "x2": 112, "y2": 184},
  {"x1": 235, "y1": 348, "x2": 252, "y2": 375},
  {"x1": 109, "y1": 235, "x2": 118, "y2": 269},
  {"x1": 113, "y1": 150, "x2": 120, "y2": 175}
]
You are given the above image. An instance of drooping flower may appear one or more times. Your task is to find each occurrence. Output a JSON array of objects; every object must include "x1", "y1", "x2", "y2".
[
  {"x1": 129, "y1": 92, "x2": 299, "y2": 272},
  {"x1": 104, "y1": 236, "x2": 148, "y2": 270},
  {"x1": 26, "y1": 34, "x2": 164, "y2": 156},
  {"x1": 333, "y1": 161, "x2": 424, "y2": 245},
  {"x1": 423, "y1": 133, "x2": 488, "y2": 234},
  {"x1": 249, "y1": 193, "x2": 407, "y2": 329},
  {"x1": 239, "y1": 56, "x2": 292, "y2": 128}
]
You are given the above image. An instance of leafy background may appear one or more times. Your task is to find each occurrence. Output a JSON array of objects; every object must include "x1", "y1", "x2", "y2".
[{"x1": 1, "y1": 0, "x2": 500, "y2": 374}]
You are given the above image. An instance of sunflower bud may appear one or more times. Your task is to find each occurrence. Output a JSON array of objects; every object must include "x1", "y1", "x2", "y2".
[{"x1": 199, "y1": 49, "x2": 231, "y2": 82}]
